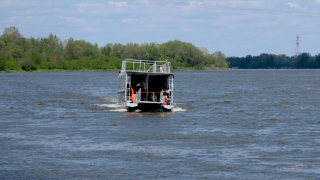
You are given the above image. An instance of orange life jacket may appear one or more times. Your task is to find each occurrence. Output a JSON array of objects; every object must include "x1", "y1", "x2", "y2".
[{"x1": 131, "y1": 86, "x2": 136, "y2": 103}]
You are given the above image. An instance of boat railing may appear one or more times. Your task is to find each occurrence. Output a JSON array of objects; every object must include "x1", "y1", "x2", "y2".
[{"x1": 121, "y1": 59, "x2": 171, "y2": 73}]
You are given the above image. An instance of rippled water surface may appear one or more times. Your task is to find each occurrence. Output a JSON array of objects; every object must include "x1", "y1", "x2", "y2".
[{"x1": 1, "y1": 70, "x2": 320, "y2": 179}]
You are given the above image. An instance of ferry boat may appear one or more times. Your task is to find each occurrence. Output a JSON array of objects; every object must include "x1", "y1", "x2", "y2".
[{"x1": 118, "y1": 59, "x2": 174, "y2": 111}]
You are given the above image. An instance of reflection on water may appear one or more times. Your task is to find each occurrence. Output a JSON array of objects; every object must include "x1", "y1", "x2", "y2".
[{"x1": 1, "y1": 70, "x2": 320, "y2": 179}]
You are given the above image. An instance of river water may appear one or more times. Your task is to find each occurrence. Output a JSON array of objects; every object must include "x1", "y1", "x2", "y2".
[{"x1": 1, "y1": 70, "x2": 320, "y2": 179}]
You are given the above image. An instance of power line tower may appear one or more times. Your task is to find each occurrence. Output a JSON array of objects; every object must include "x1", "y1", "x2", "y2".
[{"x1": 295, "y1": 35, "x2": 301, "y2": 56}]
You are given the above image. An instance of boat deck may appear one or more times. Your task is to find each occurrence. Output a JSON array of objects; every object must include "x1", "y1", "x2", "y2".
[{"x1": 138, "y1": 101, "x2": 163, "y2": 104}]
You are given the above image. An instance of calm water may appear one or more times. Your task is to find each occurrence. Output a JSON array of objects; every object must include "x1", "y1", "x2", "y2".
[{"x1": 1, "y1": 70, "x2": 320, "y2": 179}]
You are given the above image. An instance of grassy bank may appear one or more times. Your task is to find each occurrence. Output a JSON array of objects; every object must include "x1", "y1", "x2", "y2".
[{"x1": 0, "y1": 68, "x2": 119, "y2": 73}]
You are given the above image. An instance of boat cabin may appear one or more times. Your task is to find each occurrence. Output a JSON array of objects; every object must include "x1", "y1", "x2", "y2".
[{"x1": 118, "y1": 59, "x2": 174, "y2": 111}]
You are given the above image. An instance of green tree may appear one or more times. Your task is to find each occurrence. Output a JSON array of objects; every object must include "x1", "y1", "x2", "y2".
[
  {"x1": 213, "y1": 51, "x2": 228, "y2": 68},
  {"x1": 0, "y1": 54, "x2": 5, "y2": 70},
  {"x1": 78, "y1": 40, "x2": 101, "y2": 57},
  {"x1": 20, "y1": 57, "x2": 36, "y2": 71},
  {"x1": 110, "y1": 43, "x2": 125, "y2": 58},
  {"x1": 4, "y1": 59, "x2": 19, "y2": 70},
  {"x1": 11, "y1": 46, "x2": 22, "y2": 59},
  {"x1": 296, "y1": 53, "x2": 310, "y2": 68},
  {"x1": 0, "y1": 39, "x2": 5, "y2": 51},
  {"x1": 2, "y1": 26, "x2": 22, "y2": 42},
  {"x1": 64, "y1": 38, "x2": 83, "y2": 60},
  {"x1": 101, "y1": 43, "x2": 113, "y2": 56},
  {"x1": 315, "y1": 54, "x2": 320, "y2": 68}
]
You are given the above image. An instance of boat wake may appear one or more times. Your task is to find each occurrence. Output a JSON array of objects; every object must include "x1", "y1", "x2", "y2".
[
  {"x1": 172, "y1": 107, "x2": 186, "y2": 112},
  {"x1": 91, "y1": 103, "x2": 126, "y2": 112},
  {"x1": 109, "y1": 108, "x2": 127, "y2": 112},
  {"x1": 91, "y1": 104, "x2": 121, "y2": 108}
]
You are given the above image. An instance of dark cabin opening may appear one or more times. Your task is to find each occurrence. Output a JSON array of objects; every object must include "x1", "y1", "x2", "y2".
[
  {"x1": 148, "y1": 75, "x2": 168, "y2": 102},
  {"x1": 148, "y1": 75, "x2": 168, "y2": 93},
  {"x1": 131, "y1": 74, "x2": 145, "y2": 92},
  {"x1": 130, "y1": 74, "x2": 169, "y2": 102}
]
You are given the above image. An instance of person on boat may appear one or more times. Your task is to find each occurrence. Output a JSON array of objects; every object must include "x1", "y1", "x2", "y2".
[
  {"x1": 163, "y1": 86, "x2": 167, "y2": 97},
  {"x1": 165, "y1": 85, "x2": 170, "y2": 97},
  {"x1": 141, "y1": 78, "x2": 146, "y2": 91},
  {"x1": 140, "y1": 78, "x2": 146, "y2": 101},
  {"x1": 163, "y1": 86, "x2": 168, "y2": 105},
  {"x1": 136, "y1": 82, "x2": 141, "y2": 92},
  {"x1": 165, "y1": 85, "x2": 171, "y2": 103}
]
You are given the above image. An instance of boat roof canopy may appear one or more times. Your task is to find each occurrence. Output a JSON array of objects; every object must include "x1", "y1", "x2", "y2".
[
  {"x1": 125, "y1": 71, "x2": 173, "y2": 76},
  {"x1": 121, "y1": 59, "x2": 171, "y2": 74}
]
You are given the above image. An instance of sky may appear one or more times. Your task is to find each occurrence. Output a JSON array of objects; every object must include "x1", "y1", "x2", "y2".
[{"x1": 1, "y1": 0, "x2": 320, "y2": 57}]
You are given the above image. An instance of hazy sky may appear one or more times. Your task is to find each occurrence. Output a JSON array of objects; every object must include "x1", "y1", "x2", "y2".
[{"x1": 1, "y1": 0, "x2": 320, "y2": 57}]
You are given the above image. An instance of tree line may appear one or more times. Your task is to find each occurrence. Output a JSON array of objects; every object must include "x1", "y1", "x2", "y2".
[
  {"x1": 227, "y1": 53, "x2": 320, "y2": 69},
  {"x1": 0, "y1": 26, "x2": 229, "y2": 72}
]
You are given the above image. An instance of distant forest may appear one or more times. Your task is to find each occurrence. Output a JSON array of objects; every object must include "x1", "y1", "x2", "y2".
[
  {"x1": 0, "y1": 26, "x2": 229, "y2": 72},
  {"x1": 227, "y1": 53, "x2": 320, "y2": 69}
]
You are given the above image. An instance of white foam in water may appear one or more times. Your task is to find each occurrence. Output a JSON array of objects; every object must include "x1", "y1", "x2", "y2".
[
  {"x1": 91, "y1": 104, "x2": 121, "y2": 108},
  {"x1": 91, "y1": 103, "x2": 127, "y2": 112},
  {"x1": 172, "y1": 107, "x2": 186, "y2": 112},
  {"x1": 174, "y1": 103, "x2": 184, "y2": 105},
  {"x1": 109, "y1": 108, "x2": 127, "y2": 112}
]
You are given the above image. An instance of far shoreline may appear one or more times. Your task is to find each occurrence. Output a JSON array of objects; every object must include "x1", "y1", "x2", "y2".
[{"x1": 0, "y1": 67, "x2": 231, "y2": 73}]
